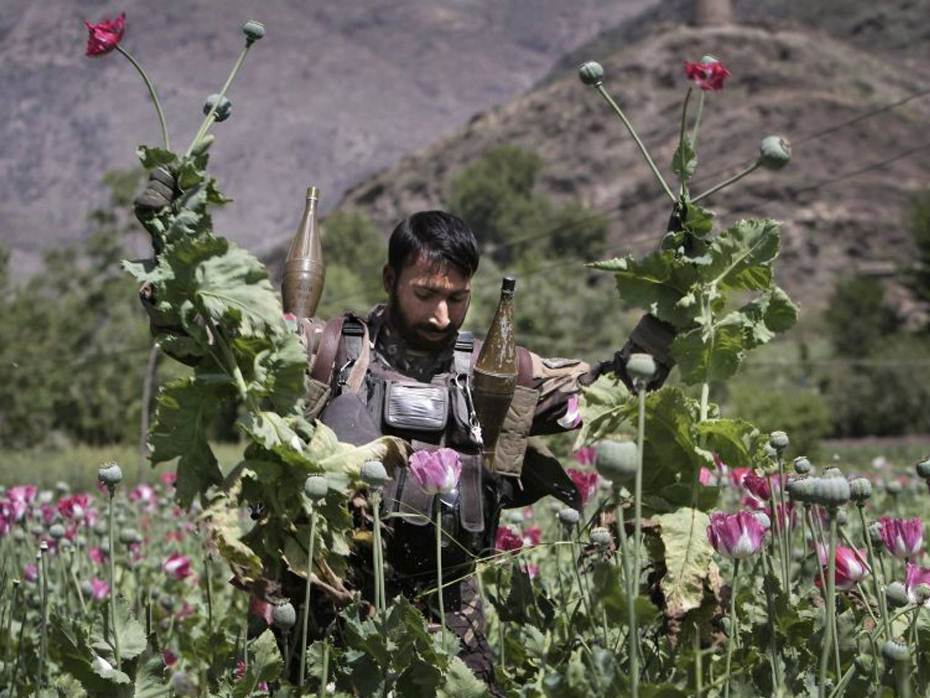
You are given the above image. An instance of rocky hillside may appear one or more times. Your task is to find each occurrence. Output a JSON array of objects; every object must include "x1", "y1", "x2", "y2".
[
  {"x1": 0, "y1": 0, "x2": 656, "y2": 277},
  {"x1": 321, "y1": 20, "x2": 930, "y2": 311}
]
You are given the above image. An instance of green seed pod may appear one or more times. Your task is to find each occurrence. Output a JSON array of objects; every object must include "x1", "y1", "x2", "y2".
[
  {"x1": 578, "y1": 61, "x2": 604, "y2": 87},
  {"x1": 92, "y1": 521, "x2": 108, "y2": 537},
  {"x1": 30, "y1": 524, "x2": 45, "y2": 537},
  {"x1": 590, "y1": 527, "x2": 611, "y2": 546},
  {"x1": 81, "y1": 580, "x2": 94, "y2": 599},
  {"x1": 769, "y1": 431, "x2": 789, "y2": 452},
  {"x1": 118, "y1": 529, "x2": 142, "y2": 546},
  {"x1": 812, "y1": 477, "x2": 850, "y2": 507},
  {"x1": 159, "y1": 595, "x2": 176, "y2": 612},
  {"x1": 48, "y1": 524, "x2": 66, "y2": 540},
  {"x1": 506, "y1": 510, "x2": 525, "y2": 524},
  {"x1": 558, "y1": 508, "x2": 580, "y2": 527},
  {"x1": 869, "y1": 522, "x2": 883, "y2": 548},
  {"x1": 242, "y1": 20, "x2": 265, "y2": 43},
  {"x1": 360, "y1": 461, "x2": 390, "y2": 490},
  {"x1": 759, "y1": 135, "x2": 791, "y2": 170},
  {"x1": 55, "y1": 481, "x2": 71, "y2": 495},
  {"x1": 170, "y1": 670, "x2": 198, "y2": 697},
  {"x1": 835, "y1": 508, "x2": 848, "y2": 526},
  {"x1": 915, "y1": 456, "x2": 930, "y2": 480},
  {"x1": 303, "y1": 475, "x2": 328, "y2": 502},
  {"x1": 854, "y1": 653, "x2": 874, "y2": 675},
  {"x1": 886, "y1": 480, "x2": 903, "y2": 496},
  {"x1": 914, "y1": 584, "x2": 930, "y2": 605},
  {"x1": 849, "y1": 477, "x2": 873, "y2": 504},
  {"x1": 272, "y1": 602, "x2": 297, "y2": 629},
  {"x1": 202, "y1": 94, "x2": 232, "y2": 122},
  {"x1": 97, "y1": 463, "x2": 123, "y2": 488},
  {"x1": 59, "y1": 539, "x2": 73, "y2": 552},
  {"x1": 626, "y1": 353, "x2": 657, "y2": 381},
  {"x1": 786, "y1": 477, "x2": 815, "y2": 504},
  {"x1": 12, "y1": 529, "x2": 25, "y2": 542},
  {"x1": 885, "y1": 582, "x2": 910, "y2": 608},
  {"x1": 76, "y1": 535, "x2": 86, "y2": 549},
  {"x1": 881, "y1": 640, "x2": 910, "y2": 663},
  {"x1": 793, "y1": 456, "x2": 813, "y2": 475},
  {"x1": 823, "y1": 467, "x2": 844, "y2": 479},
  {"x1": 595, "y1": 440, "x2": 638, "y2": 484}
]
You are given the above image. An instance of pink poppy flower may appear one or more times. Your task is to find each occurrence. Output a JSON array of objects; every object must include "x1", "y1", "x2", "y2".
[
  {"x1": 175, "y1": 601, "x2": 195, "y2": 621},
  {"x1": 684, "y1": 58, "x2": 731, "y2": 91},
  {"x1": 163, "y1": 553, "x2": 193, "y2": 580},
  {"x1": 57, "y1": 493, "x2": 90, "y2": 521},
  {"x1": 878, "y1": 517, "x2": 924, "y2": 560},
  {"x1": 249, "y1": 595, "x2": 273, "y2": 626},
  {"x1": 90, "y1": 577, "x2": 110, "y2": 601},
  {"x1": 728, "y1": 467, "x2": 751, "y2": 489},
  {"x1": 495, "y1": 526, "x2": 523, "y2": 552},
  {"x1": 526, "y1": 564, "x2": 539, "y2": 580},
  {"x1": 699, "y1": 467, "x2": 714, "y2": 486},
  {"x1": 817, "y1": 546, "x2": 870, "y2": 591},
  {"x1": 743, "y1": 471, "x2": 772, "y2": 501},
  {"x1": 129, "y1": 484, "x2": 155, "y2": 507},
  {"x1": 160, "y1": 471, "x2": 177, "y2": 488},
  {"x1": 905, "y1": 563, "x2": 930, "y2": 605},
  {"x1": 162, "y1": 649, "x2": 178, "y2": 668},
  {"x1": 568, "y1": 468, "x2": 598, "y2": 506},
  {"x1": 557, "y1": 394, "x2": 582, "y2": 429},
  {"x1": 23, "y1": 563, "x2": 38, "y2": 583},
  {"x1": 523, "y1": 526, "x2": 542, "y2": 547},
  {"x1": 6, "y1": 485, "x2": 37, "y2": 521},
  {"x1": 707, "y1": 511, "x2": 767, "y2": 559},
  {"x1": 89, "y1": 547, "x2": 107, "y2": 565},
  {"x1": 84, "y1": 13, "x2": 126, "y2": 57},
  {"x1": 408, "y1": 448, "x2": 462, "y2": 496},
  {"x1": 574, "y1": 447, "x2": 596, "y2": 466}
]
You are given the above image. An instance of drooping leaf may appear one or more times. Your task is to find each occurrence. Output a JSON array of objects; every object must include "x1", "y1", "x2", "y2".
[
  {"x1": 672, "y1": 138, "x2": 697, "y2": 181},
  {"x1": 655, "y1": 508, "x2": 715, "y2": 618},
  {"x1": 576, "y1": 373, "x2": 632, "y2": 446},
  {"x1": 201, "y1": 479, "x2": 263, "y2": 582}
]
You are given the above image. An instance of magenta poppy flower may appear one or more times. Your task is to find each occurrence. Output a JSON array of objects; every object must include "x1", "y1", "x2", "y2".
[
  {"x1": 526, "y1": 563, "x2": 539, "y2": 580},
  {"x1": 84, "y1": 13, "x2": 126, "y2": 57},
  {"x1": 162, "y1": 649, "x2": 178, "y2": 668},
  {"x1": 129, "y1": 484, "x2": 154, "y2": 504},
  {"x1": 699, "y1": 467, "x2": 715, "y2": 486},
  {"x1": 0, "y1": 508, "x2": 10, "y2": 538},
  {"x1": 57, "y1": 493, "x2": 90, "y2": 520},
  {"x1": 568, "y1": 468, "x2": 598, "y2": 506},
  {"x1": 160, "y1": 471, "x2": 177, "y2": 488},
  {"x1": 523, "y1": 526, "x2": 542, "y2": 547},
  {"x1": 817, "y1": 546, "x2": 870, "y2": 591},
  {"x1": 23, "y1": 563, "x2": 38, "y2": 583},
  {"x1": 574, "y1": 447, "x2": 596, "y2": 466},
  {"x1": 495, "y1": 526, "x2": 523, "y2": 552},
  {"x1": 743, "y1": 471, "x2": 772, "y2": 501},
  {"x1": 6, "y1": 484, "x2": 37, "y2": 521},
  {"x1": 163, "y1": 552, "x2": 193, "y2": 580},
  {"x1": 557, "y1": 394, "x2": 582, "y2": 429},
  {"x1": 90, "y1": 577, "x2": 110, "y2": 601},
  {"x1": 408, "y1": 448, "x2": 462, "y2": 496},
  {"x1": 249, "y1": 595, "x2": 273, "y2": 626},
  {"x1": 684, "y1": 59, "x2": 731, "y2": 91},
  {"x1": 707, "y1": 511, "x2": 767, "y2": 559},
  {"x1": 728, "y1": 467, "x2": 751, "y2": 489},
  {"x1": 89, "y1": 547, "x2": 107, "y2": 565},
  {"x1": 906, "y1": 563, "x2": 930, "y2": 605},
  {"x1": 878, "y1": 516, "x2": 924, "y2": 559}
]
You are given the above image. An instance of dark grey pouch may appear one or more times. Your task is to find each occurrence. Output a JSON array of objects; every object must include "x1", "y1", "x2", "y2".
[{"x1": 383, "y1": 382, "x2": 449, "y2": 432}]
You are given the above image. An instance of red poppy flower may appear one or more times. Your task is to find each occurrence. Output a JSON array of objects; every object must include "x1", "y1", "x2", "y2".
[
  {"x1": 84, "y1": 13, "x2": 126, "y2": 57},
  {"x1": 684, "y1": 59, "x2": 730, "y2": 91},
  {"x1": 568, "y1": 468, "x2": 599, "y2": 506}
]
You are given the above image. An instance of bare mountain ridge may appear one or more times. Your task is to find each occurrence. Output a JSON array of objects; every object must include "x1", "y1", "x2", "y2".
[
  {"x1": 322, "y1": 21, "x2": 930, "y2": 311},
  {"x1": 0, "y1": 0, "x2": 655, "y2": 277}
]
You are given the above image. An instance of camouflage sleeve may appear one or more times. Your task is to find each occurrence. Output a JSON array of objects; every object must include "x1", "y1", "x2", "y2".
[{"x1": 528, "y1": 313, "x2": 677, "y2": 435}]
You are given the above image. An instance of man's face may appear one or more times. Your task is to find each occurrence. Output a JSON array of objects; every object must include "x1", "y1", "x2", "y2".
[{"x1": 383, "y1": 253, "x2": 471, "y2": 350}]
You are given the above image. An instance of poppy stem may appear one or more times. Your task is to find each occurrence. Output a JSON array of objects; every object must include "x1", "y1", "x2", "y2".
[
  {"x1": 858, "y1": 506, "x2": 891, "y2": 639},
  {"x1": 690, "y1": 91, "x2": 706, "y2": 152},
  {"x1": 818, "y1": 510, "x2": 838, "y2": 698},
  {"x1": 187, "y1": 43, "x2": 252, "y2": 156},
  {"x1": 299, "y1": 505, "x2": 316, "y2": 687},
  {"x1": 692, "y1": 160, "x2": 761, "y2": 203},
  {"x1": 676, "y1": 87, "x2": 693, "y2": 196},
  {"x1": 107, "y1": 489, "x2": 122, "y2": 668},
  {"x1": 434, "y1": 499, "x2": 448, "y2": 654},
  {"x1": 723, "y1": 559, "x2": 740, "y2": 698},
  {"x1": 115, "y1": 46, "x2": 170, "y2": 150}
]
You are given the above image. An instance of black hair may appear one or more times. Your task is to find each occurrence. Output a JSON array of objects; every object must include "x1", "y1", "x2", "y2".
[{"x1": 387, "y1": 211, "x2": 480, "y2": 278}]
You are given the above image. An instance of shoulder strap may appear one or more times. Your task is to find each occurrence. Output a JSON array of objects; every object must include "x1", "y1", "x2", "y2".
[
  {"x1": 309, "y1": 316, "x2": 345, "y2": 383},
  {"x1": 308, "y1": 314, "x2": 371, "y2": 393}
]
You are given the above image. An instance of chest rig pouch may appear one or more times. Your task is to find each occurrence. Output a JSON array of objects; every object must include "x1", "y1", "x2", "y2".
[{"x1": 383, "y1": 382, "x2": 448, "y2": 432}]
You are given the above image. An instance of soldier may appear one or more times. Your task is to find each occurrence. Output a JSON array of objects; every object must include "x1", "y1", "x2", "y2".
[{"x1": 136, "y1": 181, "x2": 676, "y2": 690}]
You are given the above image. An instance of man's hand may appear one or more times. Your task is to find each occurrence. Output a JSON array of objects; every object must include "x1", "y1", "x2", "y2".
[{"x1": 133, "y1": 166, "x2": 176, "y2": 213}]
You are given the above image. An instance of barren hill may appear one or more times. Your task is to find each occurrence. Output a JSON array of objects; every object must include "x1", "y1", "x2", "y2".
[{"x1": 322, "y1": 21, "x2": 930, "y2": 310}]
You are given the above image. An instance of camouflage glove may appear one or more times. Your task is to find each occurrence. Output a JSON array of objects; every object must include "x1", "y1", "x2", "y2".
[{"x1": 614, "y1": 313, "x2": 677, "y2": 391}]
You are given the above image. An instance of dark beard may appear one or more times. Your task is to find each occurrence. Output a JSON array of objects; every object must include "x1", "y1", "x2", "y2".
[{"x1": 386, "y1": 293, "x2": 457, "y2": 352}]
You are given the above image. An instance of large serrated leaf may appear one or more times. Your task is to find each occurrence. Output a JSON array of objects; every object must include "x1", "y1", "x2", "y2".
[
  {"x1": 576, "y1": 373, "x2": 632, "y2": 446},
  {"x1": 670, "y1": 322, "x2": 746, "y2": 385},
  {"x1": 655, "y1": 508, "x2": 715, "y2": 618},
  {"x1": 706, "y1": 219, "x2": 780, "y2": 291},
  {"x1": 201, "y1": 480, "x2": 263, "y2": 582}
]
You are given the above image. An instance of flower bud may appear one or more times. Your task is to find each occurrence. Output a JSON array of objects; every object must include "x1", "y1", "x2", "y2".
[
  {"x1": 626, "y1": 353, "x2": 657, "y2": 382},
  {"x1": 759, "y1": 135, "x2": 791, "y2": 170},
  {"x1": 558, "y1": 508, "x2": 580, "y2": 527},
  {"x1": 303, "y1": 475, "x2": 328, "y2": 502},
  {"x1": 578, "y1": 61, "x2": 604, "y2": 87},
  {"x1": 590, "y1": 527, "x2": 611, "y2": 546},
  {"x1": 272, "y1": 602, "x2": 297, "y2": 629},
  {"x1": 97, "y1": 463, "x2": 123, "y2": 488},
  {"x1": 202, "y1": 94, "x2": 232, "y2": 122},
  {"x1": 360, "y1": 461, "x2": 390, "y2": 490},
  {"x1": 793, "y1": 456, "x2": 813, "y2": 475},
  {"x1": 886, "y1": 480, "x2": 903, "y2": 496},
  {"x1": 242, "y1": 20, "x2": 265, "y2": 43},
  {"x1": 769, "y1": 431, "x2": 789, "y2": 453},
  {"x1": 849, "y1": 477, "x2": 872, "y2": 504},
  {"x1": 49, "y1": 524, "x2": 66, "y2": 540},
  {"x1": 595, "y1": 440, "x2": 638, "y2": 484},
  {"x1": 915, "y1": 456, "x2": 930, "y2": 481},
  {"x1": 885, "y1": 582, "x2": 910, "y2": 608},
  {"x1": 881, "y1": 639, "x2": 910, "y2": 663}
]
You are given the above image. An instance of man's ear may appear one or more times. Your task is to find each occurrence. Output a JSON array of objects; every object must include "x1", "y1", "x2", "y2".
[{"x1": 382, "y1": 265, "x2": 395, "y2": 295}]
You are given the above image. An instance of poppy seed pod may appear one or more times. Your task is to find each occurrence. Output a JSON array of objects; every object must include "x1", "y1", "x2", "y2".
[
  {"x1": 786, "y1": 477, "x2": 815, "y2": 504},
  {"x1": 595, "y1": 440, "x2": 638, "y2": 484},
  {"x1": 914, "y1": 583, "x2": 930, "y2": 605},
  {"x1": 242, "y1": 20, "x2": 265, "y2": 43},
  {"x1": 823, "y1": 467, "x2": 844, "y2": 479},
  {"x1": 759, "y1": 135, "x2": 791, "y2": 170},
  {"x1": 886, "y1": 480, "x2": 903, "y2": 496},
  {"x1": 506, "y1": 510, "x2": 525, "y2": 524},
  {"x1": 885, "y1": 582, "x2": 910, "y2": 608},
  {"x1": 97, "y1": 463, "x2": 123, "y2": 488},
  {"x1": 626, "y1": 353, "x2": 657, "y2": 381},
  {"x1": 915, "y1": 457, "x2": 930, "y2": 480},
  {"x1": 869, "y1": 522, "x2": 884, "y2": 548},
  {"x1": 881, "y1": 640, "x2": 910, "y2": 663},
  {"x1": 578, "y1": 61, "x2": 604, "y2": 87},
  {"x1": 49, "y1": 524, "x2": 66, "y2": 540},
  {"x1": 812, "y1": 476, "x2": 850, "y2": 508},
  {"x1": 793, "y1": 456, "x2": 813, "y2": 475},
  {"x1": 118, "y1": 529, "x2": 142, "y2": 546},
  {"x1": 590, "y1": 527, "x2": 612, "y2": 546},
  {"x1": 303, "y1": 475, "x2": 328, "y2": 502},
  {"x1": 769, "y1": 431, "x2": 789, "y2": 452},
  {"x1": 558, "y1": 508, "x2": 580, "y2": 527},
  {"x1": 272, "y1": 602, "x2": 297, "y2": 629},
  {"x1": 360, "y1": 461, "x2": 390, "y2": 490},
  {"x1": 202, "y1": 94, "x2": 232, "y2": 122},
  {"x1": 849, "y1": 477, "x2": 873, "y2": 504}
]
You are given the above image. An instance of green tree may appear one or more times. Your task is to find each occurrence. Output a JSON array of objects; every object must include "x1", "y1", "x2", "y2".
[
  {"x1": 823, "y1": 274, "x2": 900, "y2": 357},
  {"x1": 316, "y1": 210, "x2": 386, "y2": 319},
  {"x1": 907, "y1": 189, "x2": 930, "y2": 315}
]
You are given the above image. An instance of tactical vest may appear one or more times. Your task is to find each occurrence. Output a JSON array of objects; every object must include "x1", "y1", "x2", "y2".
[{"x1": 302, "y1": 313, "x2": 539, "y2": 581}]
